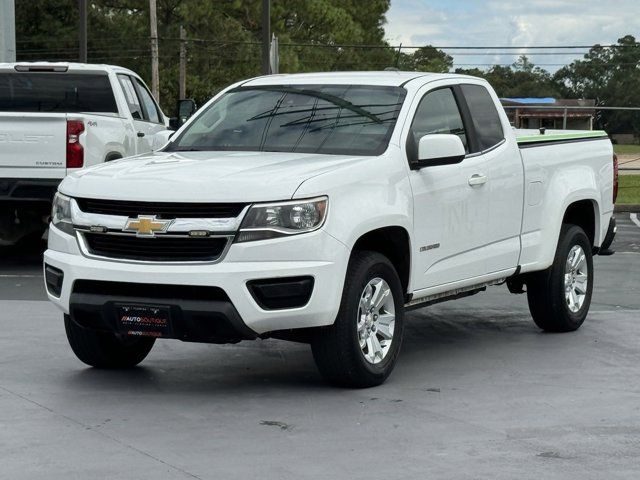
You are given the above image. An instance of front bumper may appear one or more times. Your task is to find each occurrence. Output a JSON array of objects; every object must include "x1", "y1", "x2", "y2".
[{"x1": 44, "y1": 225, "x2": 350, "y2": 336}]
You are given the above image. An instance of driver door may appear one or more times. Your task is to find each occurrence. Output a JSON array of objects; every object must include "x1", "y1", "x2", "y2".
[{"x1": 406, "y1": 85, "x2": 490, "y2": 291}]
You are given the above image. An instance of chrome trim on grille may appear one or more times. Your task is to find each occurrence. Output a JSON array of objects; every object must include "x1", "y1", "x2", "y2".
[
  {"x1": 70, "y1": 200, "x2": 250, "y2": 234},
  {"x1": 69, "y1": 199, "x2": 247, "y2": 265}
]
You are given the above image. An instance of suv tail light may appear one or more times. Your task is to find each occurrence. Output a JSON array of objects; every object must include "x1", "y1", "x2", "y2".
[
  {"x1": 66, "y1": 120, "x2": 84, "y2": 168},
  {"x1": 613, "y1": 153, "x2": 619, "y2": 204}
]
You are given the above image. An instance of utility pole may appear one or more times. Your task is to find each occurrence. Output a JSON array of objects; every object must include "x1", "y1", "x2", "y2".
[
  {"x1": 261, "y1": 0, "x2": 270, "y2": 75},
  {"x1": 79, "y1": 0, "x2": 87, "y2": 62},
  {"x1": 0, "y1": 0, "x2": 16, "y2": 62},
  {"x1": 179, "y1": 26, "x2": 186, "y2": 100},
  {"x1": 149, "y1": 0, "x2": 160, "y2": 101}
]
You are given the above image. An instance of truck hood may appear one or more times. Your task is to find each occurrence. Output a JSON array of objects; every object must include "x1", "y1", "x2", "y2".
[{"x1": 59, "y1": 150, "x2": 369, "y2": 202}]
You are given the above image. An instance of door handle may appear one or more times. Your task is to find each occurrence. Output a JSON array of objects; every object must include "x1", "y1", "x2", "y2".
[
  {"x1": 468, "y1": 174, "x2": 488, "y2": 186},
  {"x1": 137, "y1": 132, "x2": 145, "y2": 138}
]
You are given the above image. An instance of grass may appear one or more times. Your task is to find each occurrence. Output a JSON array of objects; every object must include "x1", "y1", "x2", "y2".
[
  {"x1": 614, "y1": 144, "x2": 640, "y2": 155},
  {"x1": 618, "y1": 175, "x2": 640, "y2": 204}
]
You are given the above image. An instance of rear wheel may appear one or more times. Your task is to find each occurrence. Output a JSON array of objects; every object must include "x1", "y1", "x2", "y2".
[
  {"x1": 311, "y1": 251, "x2": 405, "y2": 388},
  {"x1": 64, "y1": 314, "x2": 155, "y2": 368},
  {"x1": 526, "y1": 224, "x2": 593, "y2": 332}
]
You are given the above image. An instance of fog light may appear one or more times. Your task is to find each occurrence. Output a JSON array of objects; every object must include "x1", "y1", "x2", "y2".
[
  {"x1": 247, "y1": 276, "x2": 314, "y2": 310},
  {"x1": 44, "y1": 264, "x2": 64, "y2": 297}
]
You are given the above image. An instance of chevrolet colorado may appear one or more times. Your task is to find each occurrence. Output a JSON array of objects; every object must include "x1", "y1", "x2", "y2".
[
  {"x1": 0, "y1": 62, "x2": 170, "y2": 245},
  {"x1": 44, "y1": 72, "x2": 617, "y2": 387}
]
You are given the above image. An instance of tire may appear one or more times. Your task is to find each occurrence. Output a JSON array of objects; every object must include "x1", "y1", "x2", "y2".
[
  {"x1": 64, "y1": 314, "x2": 155, "y2": 368},
  {"x1": 526, "y1": 224, "x2": 594, "y2": 332},
  {"x1": 311, "y1": 251, "x2": 405, "y2": 388}
]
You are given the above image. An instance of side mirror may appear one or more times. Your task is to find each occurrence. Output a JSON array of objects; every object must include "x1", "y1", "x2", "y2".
[
  {"x1": 151, "y1": 130, "x2": 173, "y2": 151},
  {"x1": 412, "y1": 134, "x2": 466, "y2": 169},
  {"x1": 177, "y1": 98, "x2": 197, "y2": 124}
]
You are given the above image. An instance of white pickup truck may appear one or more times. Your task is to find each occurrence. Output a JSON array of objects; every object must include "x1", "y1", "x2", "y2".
[
  {"x1": 44, "y1": 72, "x2": 618, "y2": 387},
  {"x1": 0, "y1": 62, "x2": 170, "y2": 245}
]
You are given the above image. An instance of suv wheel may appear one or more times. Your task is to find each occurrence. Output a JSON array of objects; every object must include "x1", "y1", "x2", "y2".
[
  {"x1": 311, "y1": 251, "x2": 405, "y2": 387},
  {"x1": 526, "y1": 224, "x2": 594, "y2": 332}
]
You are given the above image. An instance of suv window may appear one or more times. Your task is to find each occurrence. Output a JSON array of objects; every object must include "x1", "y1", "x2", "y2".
[
  {"x1": 408, "y1": 88, "x2": 468, "y2": 160},
  {"x1": 460, "y1": 84, "x2": 504, "y2": 151},
  {"x1": 0, "y1": 73, "x2": 117, "y2": 113},
  {"x1": 117, "y1": 74, "x2": 143, "y2": 120},
  {"x1": 134, "y1": 78, "x2": 161, "y2": 124}
]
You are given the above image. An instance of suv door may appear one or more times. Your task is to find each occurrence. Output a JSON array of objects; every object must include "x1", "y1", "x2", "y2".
[
  {"x1": 405, "y1": 84, "x2": 490, "y2": 290},
  {"x1": 117, "y1": 74, "x2": 165, "y2": 153}
]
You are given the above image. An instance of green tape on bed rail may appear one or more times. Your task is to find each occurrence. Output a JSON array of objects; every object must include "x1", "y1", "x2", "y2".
[{"x1": 516, "y1": 130, "x2": 608, "y2": 143}]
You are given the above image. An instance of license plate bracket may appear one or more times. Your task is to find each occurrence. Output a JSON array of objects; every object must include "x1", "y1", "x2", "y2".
[{"x1": 115, "y1": 304, "x2": 171, "y2": 338}]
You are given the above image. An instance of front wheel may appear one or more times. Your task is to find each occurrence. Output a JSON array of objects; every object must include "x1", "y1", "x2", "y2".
[
  {"x1": 311, "y1": 251, "x2": 405, "y2": 388},
  {"x1": 65, "y1": 315, "x2": 155, "y2": 368},
  {"x1": 526, "y1": 224, "x2": 594, "y2": 332}
]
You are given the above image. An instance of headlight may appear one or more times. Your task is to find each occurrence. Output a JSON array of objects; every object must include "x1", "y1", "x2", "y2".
[
  {"x1": 51, "y1": 192, "x2": 74, "y2": 235},
  {"x1": 236, "y1": 196, "x2": 328, "y2": 242}
]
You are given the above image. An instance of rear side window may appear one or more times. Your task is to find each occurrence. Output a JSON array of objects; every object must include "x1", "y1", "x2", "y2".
[
  {"x1": 117, "y1": 74, "x2": 144, "y2": 120},
  {"x1": 460, "y1": 84, "x2": 504, "y2": 151},
  {"x1": 134, "y1": 78, "x2": 161, "y2": 123},
  {"x1": 0, "y1": 73, "x2": 117, "y2": 113}
]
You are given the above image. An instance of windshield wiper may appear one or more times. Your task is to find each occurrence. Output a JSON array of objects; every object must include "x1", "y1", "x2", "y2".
[{"x1": 243, "y1": 86, "x2": 383, "y2": 124}]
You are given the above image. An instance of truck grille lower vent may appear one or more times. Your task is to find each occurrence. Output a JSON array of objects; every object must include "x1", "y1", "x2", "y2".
[
  {"x1": 83, "y1": 233, "x2": 228, "y2": 262},
  {"x1": 75, "y1": 198, "x2": 247, "y2": 219}
]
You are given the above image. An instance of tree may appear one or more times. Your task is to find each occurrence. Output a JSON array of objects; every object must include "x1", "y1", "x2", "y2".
[
  {"x1": 398, "y1": 46, "x2": 452, "y2": 72},
  {"x1": 555, "y1": 35, "x2": 640, "y2": 136},
  {"x1": 15, "y1": 0, "x2": 396, "y2": 111},
  {"x1": 456, "y1": 56, "x2": 562, "y2": 98}
]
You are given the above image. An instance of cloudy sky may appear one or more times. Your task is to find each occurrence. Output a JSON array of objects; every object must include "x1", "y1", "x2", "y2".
[{"x1": 385, "y1": 0, "x2": 640, "y2": 71}]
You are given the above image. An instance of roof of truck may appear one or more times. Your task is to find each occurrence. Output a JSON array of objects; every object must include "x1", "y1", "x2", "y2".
[
  {"x1": 242, "y1": 71, "x2": 477, "y2": 87},
  {"x1": 0, "y1": 62, "x2": 138, "y2": 76}
]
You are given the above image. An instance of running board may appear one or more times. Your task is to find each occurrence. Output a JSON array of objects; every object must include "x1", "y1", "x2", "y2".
[{"x1": 404, "y1": 278, "x2": 507, "y2": 311}]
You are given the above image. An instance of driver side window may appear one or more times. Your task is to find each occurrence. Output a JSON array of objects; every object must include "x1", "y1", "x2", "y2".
[{"x1": 407, "y1": 88, "x2": 469, "y2": 161}]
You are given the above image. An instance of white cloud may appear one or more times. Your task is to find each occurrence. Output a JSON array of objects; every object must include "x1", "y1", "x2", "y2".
[{"x1": 385, "y1": 0, "x2": 640, "y2": 71}]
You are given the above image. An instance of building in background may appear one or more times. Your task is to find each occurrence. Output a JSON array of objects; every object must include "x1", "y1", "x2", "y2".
[{"x1": 501, "y1": 98, "x2": 596, "y2": 130}]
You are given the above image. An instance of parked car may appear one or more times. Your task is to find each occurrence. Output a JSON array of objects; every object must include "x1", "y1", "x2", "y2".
[
  {"x1": 0, "y1": 62, "x2": 171, "y2": 245},
  {"x1": 44, "y1": 72, "x2": 617, "y2": 387}
]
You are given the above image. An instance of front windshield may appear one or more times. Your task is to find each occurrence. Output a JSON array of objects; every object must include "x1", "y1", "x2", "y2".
[{"x1": 167, "y1": 84, "x2": 406, "y2": 156}]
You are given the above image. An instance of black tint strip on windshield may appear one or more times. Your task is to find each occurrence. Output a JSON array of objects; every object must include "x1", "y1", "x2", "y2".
[{"x1": 0, "y1": 73, "x2": 117, "y2": 113}]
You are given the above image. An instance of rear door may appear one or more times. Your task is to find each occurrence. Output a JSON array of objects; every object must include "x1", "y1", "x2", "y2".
[
  {"x1": 117, "y1": 74, "x2": 166, "y2": 154},
  {"x1": 457, "y1": 83, "x2": 523, "y2": 274}
]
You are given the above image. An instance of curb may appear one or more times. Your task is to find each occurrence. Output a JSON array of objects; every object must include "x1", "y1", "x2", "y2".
[{"x1": 614, "y1": 204, "x2": 640, "y2": 212}]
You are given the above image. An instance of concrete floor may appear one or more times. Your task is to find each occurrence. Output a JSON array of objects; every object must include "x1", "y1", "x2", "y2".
[{"x1": 1, "y1": 215, "x2": 639, "y2": 479}]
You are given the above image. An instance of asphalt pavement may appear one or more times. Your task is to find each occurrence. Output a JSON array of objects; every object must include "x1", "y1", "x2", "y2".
[{"x1": 1, "y1": 214, "x2": 639, "y2": 479}]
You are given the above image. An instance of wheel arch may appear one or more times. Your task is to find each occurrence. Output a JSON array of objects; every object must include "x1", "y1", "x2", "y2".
[
  {"x1": 562, "y1": 199, "x2": 600, "y2": 249},
  {"x1": 104, "y1": 151, "x2": 123, "y2": 162},
  {"x1": 351, "y1": 226, "x2": 411, "y2": 295}
]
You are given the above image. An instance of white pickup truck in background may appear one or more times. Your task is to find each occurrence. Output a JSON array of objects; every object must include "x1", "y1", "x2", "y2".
[
  {"x1": 44, "y1": 71, "x2": 618, "y2": 387},
  {"x1": 0, "y1": 62, "x2": 171, "y2": 245}
]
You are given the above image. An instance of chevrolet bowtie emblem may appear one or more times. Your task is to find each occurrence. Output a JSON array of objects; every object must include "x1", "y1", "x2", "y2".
[{"x1": 123, "y1": 215, "x2": 172, "y2": 236}]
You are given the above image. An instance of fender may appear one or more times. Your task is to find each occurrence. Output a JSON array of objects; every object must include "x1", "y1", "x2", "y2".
[{"x1": 519, "y1": 152, "x2": 605, "y2": 273}]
